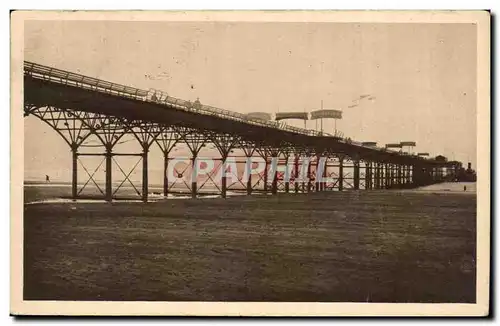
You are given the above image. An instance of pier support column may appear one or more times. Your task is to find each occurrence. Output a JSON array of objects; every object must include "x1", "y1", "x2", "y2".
[
  {"x1": 385, "y1": 163, "x2": 391, "y2": 189},
  {"x1": 385, "y1": 163, "x2": 389, "y2": 188},
  {"x1": 407, "y1": 165, "x2": 412, "y2": 184},
  {"x1": 379, "y1": 163, "x2": 387, "y2": 189},
  {"x1": 307, "y1": 159, "x2": 312, "y2": 192},
  {"x1": 392, "y1": 164, "x2": 396, "y2": 187},
  {"x1": 191, "y1": 155, "x2": 198, "y2": 199},
  {"x1": 219, "y1": 151, "x2": 232, "y2": 199},
  {"x1": 401, "y1": 165, "x2": 406, "y2": 185},
  {"x1": 301, "y1": 157, "x2": 306, "y2": 193},
  {"x1": 263, "y1": 157, "x2": 269, "y2": 193},
  {"x1": 221, "y1": 159, "x2": 227, "y2": 199},
  {"x1": 214, "y1": 135, "x2": 237, "y2": 198},
  {"x1": 294, "y1": 156, "x2": 300, "y2": 193},
  {"x1": 338, "y1": 157, "x2": 344, "y2": 191},
  {"x1": 387, "y1": 164, "x2": 391, "y2": 187},
  {"x1": 284, "y1": 158, "x2": 290, "y2": 193},
  {"x1": 378, "y1": 163, "x2": 383, "y2": 189},
  {"x1": 412, "y1": 164, "x2": 418, "y2": 186},
  {"x1": 246, "y1": 158, "x2": 252, "y2": 195},
  {"x1": 105, "y1": 145, "x2": 113, "y2": 202},
  {"x1": 379, "y1": 164, "x2": 383, "y2": 189},
  {"x1": 271, "y1": 164, "x2": 278, "y2": 195},
  {"x1": 315, "y1": 156, "x2": 321, "y2": 192},
  {"x1": 221, "y1": 176, "x2": 227, "y2": 198},
  {"x1": 353, "y1": 160, "x2": 360, "y2": 190},
  {"x1": 365, "y1": 162, "x2": 371, "y2": 190},
  {"x1": 397, "y1": 164, "x2": 402, "y2": 187},
  {"x1": 142, "y1": 145, "x2": 149, "y2": 203},
  {"x1": 391, "y1": 164, "x2": 396, "y2": 187},
  {"x1": 71, "y1": 144, "x2": 78, "y2": 200},
  {"x1": 163, "y1": 152, "x2": 169, "y2": 197},
  {"x1": 322, "y1": 157, "x2": 328, "y2": 191},
  {"x1": 284, "y1": 157, "x2": 290, "y2": 193},
  {"x1": 379, "y1": 163, "x2": 383, "y2": 189},
  {"x1": 369, "y1": 163, "x2": 374, "y2": 189}
]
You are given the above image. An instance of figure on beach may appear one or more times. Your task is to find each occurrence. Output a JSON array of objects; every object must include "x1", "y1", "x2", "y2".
[
  {"x1": 45, "y1": 175, "x2": 50, "y2": 183},
  {"x1": 464, "y1": 185, "x2": 467, "y2": 192}
]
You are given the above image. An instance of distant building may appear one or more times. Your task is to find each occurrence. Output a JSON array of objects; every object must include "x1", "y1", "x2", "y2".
[
  {"x1": 435, "y1": 155, "x2": 448, "y2": 162},
  {"x1": 456, "y1": 162, "x2": 477, "y2": 182}
]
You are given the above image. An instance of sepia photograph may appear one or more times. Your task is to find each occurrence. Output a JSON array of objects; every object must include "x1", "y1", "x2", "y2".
[{"x1": 10, "y1": 10, "x2": 490, "y2": 316}]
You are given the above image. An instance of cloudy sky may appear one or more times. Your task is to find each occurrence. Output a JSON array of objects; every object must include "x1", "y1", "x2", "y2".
[{"x1": 24, "y1": 20, "x2": 477, "y2": 181}]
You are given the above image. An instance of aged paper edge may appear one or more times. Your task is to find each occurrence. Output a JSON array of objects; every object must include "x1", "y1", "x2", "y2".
[{"x1": 10, "y1": 10, "x2": 491, "y2": 316}]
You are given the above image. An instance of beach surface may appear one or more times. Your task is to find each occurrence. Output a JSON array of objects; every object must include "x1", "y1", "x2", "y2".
[{"x1": 22, "y1": 182, "x2": 476, "y2": 302}]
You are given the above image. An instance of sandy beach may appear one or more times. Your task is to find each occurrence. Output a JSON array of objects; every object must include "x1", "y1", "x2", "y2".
[{"x1": 22, "y1": 182, "x2": 476, "y2": 302}]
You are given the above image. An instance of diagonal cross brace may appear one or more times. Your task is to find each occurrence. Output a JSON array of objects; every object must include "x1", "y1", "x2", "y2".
[
  {"x1": 77, "y1": 157, "x2": 105, "y2": 195},
  {"x1": 112, "y1": 157, "x2": 143, "y2": 196}
]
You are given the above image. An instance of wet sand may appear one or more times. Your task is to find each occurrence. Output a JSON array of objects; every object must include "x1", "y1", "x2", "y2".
[{"x1": 23, "y1": 183, "x2": 476, "y2": 302}]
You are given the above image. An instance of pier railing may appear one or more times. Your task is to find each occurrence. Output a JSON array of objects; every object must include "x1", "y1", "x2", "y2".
[{"x1": 24, "y1": 61, "x2": 421, "y2": 157}]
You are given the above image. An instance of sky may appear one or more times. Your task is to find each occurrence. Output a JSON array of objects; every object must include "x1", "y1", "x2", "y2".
[{"x1": 23, "y1": 20, "x2": 477, "y2": 181}]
